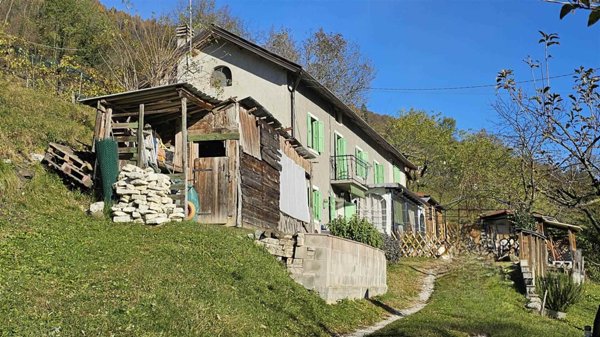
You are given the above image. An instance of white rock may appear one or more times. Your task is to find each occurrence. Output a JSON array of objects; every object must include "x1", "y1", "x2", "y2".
[
  {"x1": 145, "y1": 167, "x2": 155, "y2": 173},
  {"x1": 126, "y1": 172, "x2": 145, "y2": 179},
  {"x1": 148, "y1": 196, "x2": 162, "y2": 204},
  {"x1": 113, "y1": 216, "x2": 132, "y2": 223},
  {"x1": 89, "y1": 202, "x2": 104, "y2": 215},
  {"x1": 30, "y1": 153, "x2": 45, "y2": 162},
  {"x1": 121, "y1": 164, "x2": 137, "y2": 172},
  {"x1": 131, "y1": 179, "x2": 148, "y2": 186},
  {"x1": 173, "y1": 207, "x2": 184, "y2": 214},
  {"x1": 132, "y1": 212, "x2": 141, "y2": 218},
  {"x1": 133, "y1": 199, "x2": 147, "y2": 206},
  {"x1": 146, "y1": 173, "x2": 159, "y2": 182},
  {"x1": 146, "y1": 217, "x2": 169, "y2": 225},
  {"x1": 116, "y1": 188, "x2": 140, "y2": 195},
  {"x1": 123, "y1": 207, "x2": 137, "y2": 213},
  {"x1": 145, "y1": 213, "x2": 166, "y2": 221},
  {"x1": 113, "y1": 211, "x2": 128, "y2": 217},
  {"x1": 131, "y1": 194, "x2": 146, "y2": 201},
  {"x1": 161, "y1": 197, "x2": 172, "y2": 204}
]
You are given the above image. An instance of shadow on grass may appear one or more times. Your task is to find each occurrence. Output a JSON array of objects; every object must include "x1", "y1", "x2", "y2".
[{"x1": 367, "y1": 298, "x2": 401, "y2": 316}]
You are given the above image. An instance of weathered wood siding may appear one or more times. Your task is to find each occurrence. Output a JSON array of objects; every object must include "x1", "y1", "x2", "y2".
[
  {"x1": 239, "y1": 121, "x2": 282, "y2": 229},
  {"x1": 239, "y1": 108, "x2": 261, "y2": 159},
  {"x1": 240, "y1": 153, "x2": 280, "y2": 228}
]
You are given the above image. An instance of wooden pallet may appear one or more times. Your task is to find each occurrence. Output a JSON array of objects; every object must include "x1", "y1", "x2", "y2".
[{"x1": 44, "y1": 143, "x2": 93, "y2": 188}]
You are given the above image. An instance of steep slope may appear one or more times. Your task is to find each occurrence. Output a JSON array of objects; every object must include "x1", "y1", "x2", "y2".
[{"x1": 0, "y1": 77, "x2": 388, "y2": 336}]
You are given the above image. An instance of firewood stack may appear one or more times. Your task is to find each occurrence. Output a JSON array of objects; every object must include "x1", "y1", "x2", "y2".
[{"x1": 111, "y1": 164, "x2": 185, "y2": 225}]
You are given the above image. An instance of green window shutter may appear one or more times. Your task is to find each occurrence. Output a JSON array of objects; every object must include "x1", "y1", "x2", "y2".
[
  {"x1": 329, "y1": 194, "x2": 336, "y2": 221},
  {"x1": 344, "y1": 202, "x2": 356, "y2": 219},
  {"x1": 307, "y1": 115, "x2": 313, "y2": 149},
  {"x1": 393, "y1": 165, "x2": 401, "y2": 183},
  {"x1": 374, "y1": 163, "x2": 384, "y2": 184},
  {"x1": 315, "y1": 190, "x2": 322, "y2": 220},
  {"x1": 318, "y1": 121, "x2": 325, "y2": 153},
  {"x1": 312, "y1": 119, "x2": 319, "y2": 151},
  {"x1": 335, "y1": 136, "x2": 347, "y2": 179}
]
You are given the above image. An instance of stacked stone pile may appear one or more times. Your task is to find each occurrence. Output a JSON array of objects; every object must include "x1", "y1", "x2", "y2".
[
  {"x1": 252, "y1": 230, "x2": 314, "y2": 275},
  {"x1": 111, "y1": 164, "x2": 185, "y2": 225}
]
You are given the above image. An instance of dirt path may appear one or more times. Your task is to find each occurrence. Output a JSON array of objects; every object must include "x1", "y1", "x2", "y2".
[{"x1": 340, "y1": 269, "x2": 439, "y2": 337}]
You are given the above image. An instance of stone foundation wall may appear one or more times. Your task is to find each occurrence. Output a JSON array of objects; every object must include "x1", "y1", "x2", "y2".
[{"x1": 253, "y1": 231, "x2": 387, "y2": 304}]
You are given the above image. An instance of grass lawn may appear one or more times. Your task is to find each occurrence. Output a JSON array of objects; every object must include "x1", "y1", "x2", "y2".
[
  {"x1": 371, "y1": 256, "x2": 594, "y2": 337},
  {"x1": 0, "y1": 165, "x2": 438, "y2": 336}
]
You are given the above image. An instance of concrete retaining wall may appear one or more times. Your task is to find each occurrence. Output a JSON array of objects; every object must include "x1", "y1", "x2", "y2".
[{"x1": 291, "y1": 234, "x2": 387, "y2": 303}]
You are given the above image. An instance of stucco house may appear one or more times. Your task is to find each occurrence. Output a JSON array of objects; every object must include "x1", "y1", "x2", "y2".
[{"x1": 175, "y1": 24, "x2": 423, "y2": 234}]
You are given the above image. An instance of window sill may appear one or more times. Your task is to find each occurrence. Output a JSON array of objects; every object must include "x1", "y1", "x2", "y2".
[{"x1": 307, "y1": 148, "x2": 320, "y2": 156}]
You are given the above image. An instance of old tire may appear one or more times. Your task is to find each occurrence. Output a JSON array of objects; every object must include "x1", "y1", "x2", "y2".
[{"x1": 185, "y1": 201, "x2": 196, "y2": 221}]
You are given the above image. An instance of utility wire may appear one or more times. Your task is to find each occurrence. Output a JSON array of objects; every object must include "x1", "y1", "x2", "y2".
[{"x1": 366, "y1": 68, "x2": 600, "y2": 92}]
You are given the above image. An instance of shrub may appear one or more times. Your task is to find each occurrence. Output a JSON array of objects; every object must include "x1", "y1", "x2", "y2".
[
  {"x1": 537, "y1": 272, "x2": 583, "y2": 312},
  {"x1": 328, "y1": 215, "x2": 383, "y2": 249},
  {"x1": 381, "y1": 234, "x2": 401, "y2": 263}
]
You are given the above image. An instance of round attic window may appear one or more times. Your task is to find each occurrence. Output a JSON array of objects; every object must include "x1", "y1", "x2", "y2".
[{"x1": 211, "y1": 66, "x2": 232, "y2": 87}]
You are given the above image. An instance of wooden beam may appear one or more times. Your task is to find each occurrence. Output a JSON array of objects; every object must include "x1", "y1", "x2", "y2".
[
  {"x1": 182, "y1": 96, "x2": 189, "y2": 208},
  {"x1": 104, "y1": 107, "x2": 112, "y2": 139},
  {"x1": 188, "y1": 132, "x2": 240, "y2": 142},
  {"x1": 138, "y1": 104, "x2": 145, "y2": 168},
  {"x1": 179, "y1": 88, "x2": 214, "y2": 110}
]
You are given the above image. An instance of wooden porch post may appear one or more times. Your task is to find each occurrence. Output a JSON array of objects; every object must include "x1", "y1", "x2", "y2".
[
  {"x1": 104, "y1": 107, "x2": 112, "y2": 139},
  {"x1": 181, "y1": 97, "x2": 188, "y2": 207},
  {"x1": 137, "y1": 104, "x2": 145, "y2": 168}
]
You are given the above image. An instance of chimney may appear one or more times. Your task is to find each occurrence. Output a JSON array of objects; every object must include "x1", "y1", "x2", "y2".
[{"x1": 176, "y1": 24, "x2": 192, "y2": 48}]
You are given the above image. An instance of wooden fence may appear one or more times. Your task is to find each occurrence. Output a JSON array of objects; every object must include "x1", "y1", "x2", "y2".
[{"x1": 396, "y1": 223, "x2": 469, "y2": 258}]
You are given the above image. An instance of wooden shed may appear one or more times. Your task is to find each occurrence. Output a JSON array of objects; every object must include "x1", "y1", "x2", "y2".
[
  {"x1": 479, "y1": 210, "x2": 583, "y2": 268},
  {"x1": 80, "y1": 83, "x2": 313, "y2": 232}
]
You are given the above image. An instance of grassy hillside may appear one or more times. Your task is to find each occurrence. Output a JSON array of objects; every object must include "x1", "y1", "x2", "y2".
[
  {"x1": 372, "y1": 257, "x2": 595, "y2": 337},
  {"x1": 0, "y1": 169, "x2": 392, "y2": 336}
]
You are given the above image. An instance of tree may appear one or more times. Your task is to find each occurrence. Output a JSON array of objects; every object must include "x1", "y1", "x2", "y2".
[
  {"x1": 496, "y1": 31, "x2": 600, "y2": 233},
  {"x1": 546, "y1": 0, "x2": 600, "y2": 26},
  {"x1": 102, "y1": 12, "x2": 178, "y2": 90},
  {"x1": 301, "y1": 28, "x2": 375, "y2": 108},
  {"x1": 176, "y1": 0, "x2": 249, "y2": 38},
  {"x1": 384, "y1": 110, "x2": 458, "y2": 198},
  {"x1": 263, "y1": 27, "x2": 300, "y2": 63}
]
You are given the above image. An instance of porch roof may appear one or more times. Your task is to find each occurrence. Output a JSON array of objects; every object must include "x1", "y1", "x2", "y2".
[
  {"x1": 79, "y1": 83, "x2": 223, "y2": 119},
  {"x1": 367, "y1": 183, "x2": 425, "y2": 205}
]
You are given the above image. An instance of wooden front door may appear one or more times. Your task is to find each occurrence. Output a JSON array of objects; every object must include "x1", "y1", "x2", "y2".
[{"x1": 194, "y1": 156, "x2": 230, "y2": 224}]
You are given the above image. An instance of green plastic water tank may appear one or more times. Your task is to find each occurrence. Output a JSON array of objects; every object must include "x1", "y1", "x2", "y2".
[{"x1": 95, "y1": 139, "x2": 119, "y2": 204}]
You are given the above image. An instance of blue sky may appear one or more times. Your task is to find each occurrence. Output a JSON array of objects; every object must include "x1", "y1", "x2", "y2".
[{"x1": 101, "y1": 0, "x2": 599, "y2": 132}]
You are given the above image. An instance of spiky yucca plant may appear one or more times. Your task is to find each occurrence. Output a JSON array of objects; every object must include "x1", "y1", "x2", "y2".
[{"x1": 537, "y1": 272, "x2": 583, "y2": 312}]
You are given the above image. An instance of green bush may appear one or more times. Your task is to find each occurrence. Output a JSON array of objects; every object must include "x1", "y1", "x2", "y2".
[
  {"x1": 327, "y1": 215, "x2": 383, "y2": 249},
  {"x1": 537, "y1": 272, "x2": 583, "y2": 312}
]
